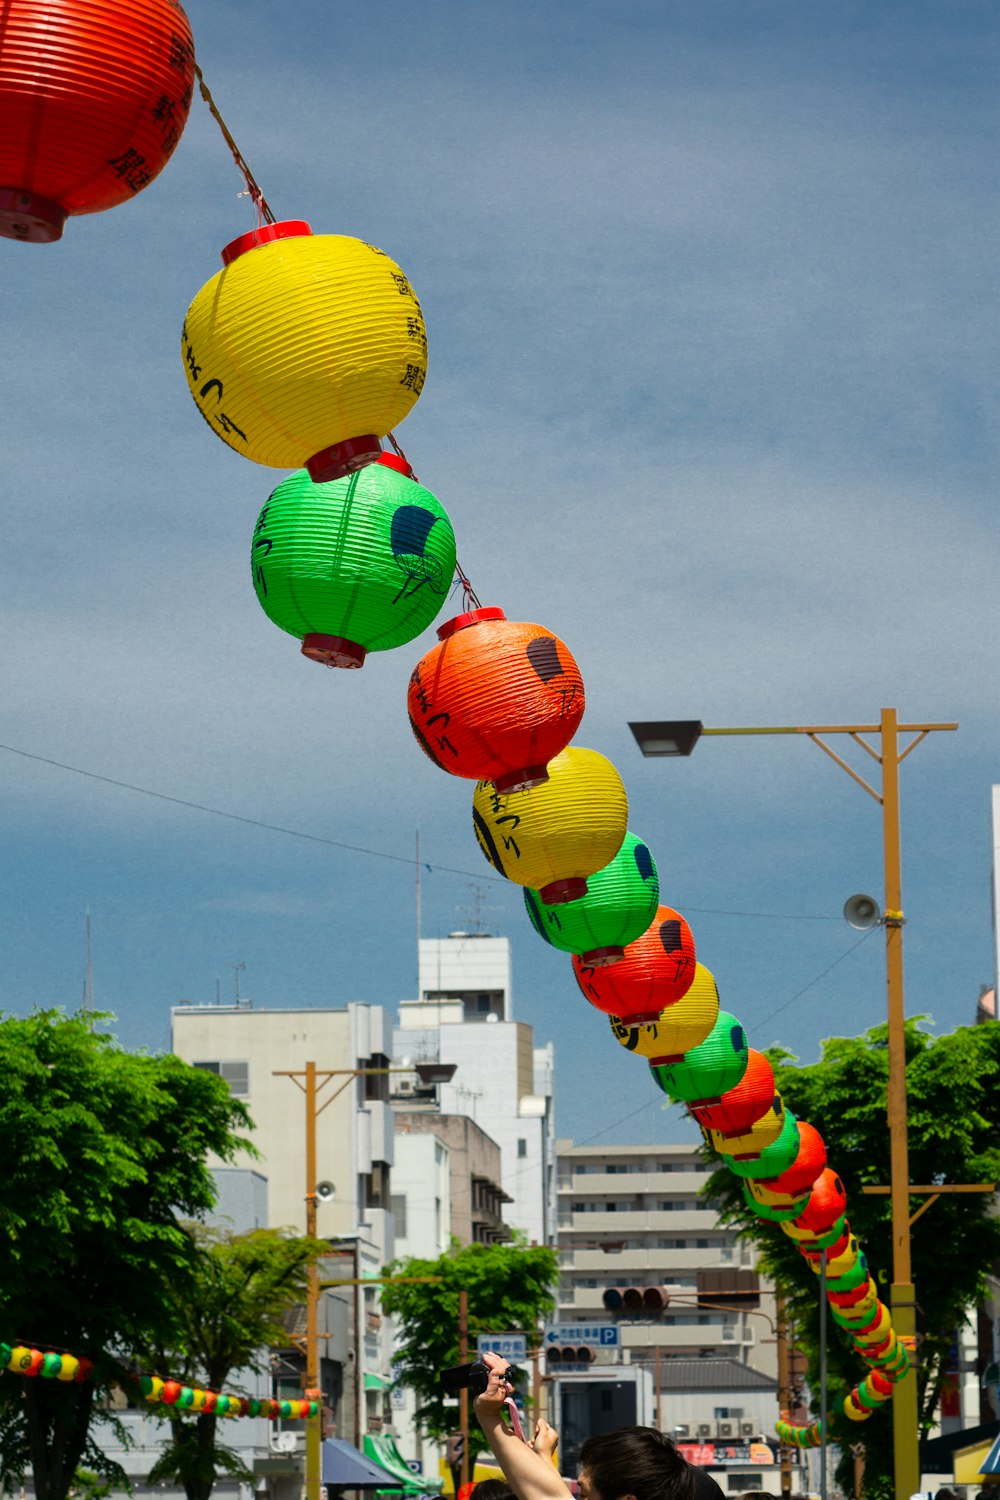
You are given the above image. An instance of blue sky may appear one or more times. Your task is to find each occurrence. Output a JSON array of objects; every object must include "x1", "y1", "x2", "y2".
[{"x1": 1, "y1": 0, "x2": 997, "y2": 1147}]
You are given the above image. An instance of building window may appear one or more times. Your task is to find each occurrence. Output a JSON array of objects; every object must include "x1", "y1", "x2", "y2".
[
  {"x1": 365, "y1": 1162, "x2": 390, "y2": 1209},
  {"x1": 363, "y1": 1055, "x2": 390, "y2": 1102},
  {"x1": 728, "y1": 1477, "x2": 761, "y2": 1492},
  {"x1": 714, "y1": 1408, "x2": 744, "y2": 1420},
  {"x1": 390, "y1": 1194, "x2": 408, "y2": 1239},
  {"x1": 518, "y1": 1139, "x2": 528, "y2": 1158},
  {"x1": 193, "y1": 1060, "x2": 249, "y2": 1096}
]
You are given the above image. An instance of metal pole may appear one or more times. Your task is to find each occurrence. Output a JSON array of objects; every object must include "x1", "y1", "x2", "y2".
[
  {"x1": 819, "y1": 1249, "x2": 828, "y2": 1500},
  {"x1": 354, "y1": 1241, "x2": 362, "y2": 1448},
  {"x1": 654, "y1": 1342, "x2": 661, "y2": 1430},
  {"x1": 880, "y1": 708, "x2": 920, "y2": 1500},
  {"x1": 458, "y1": 1290, "x2": 470, "y2": 1491},
  {"x1": 776, "y1": 1291, "x2": 792, "y2": 1500},
  {"x1": 305, "y1": 1062, "x2": 321, "y2": 1500}
]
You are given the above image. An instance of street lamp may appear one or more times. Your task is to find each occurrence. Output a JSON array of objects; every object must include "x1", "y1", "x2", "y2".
[
  {"x1": 628, "y1": 708, "x2": 958, "y2": 1500},
  {"x1": 275, "y1": 1059, "x2": 457, "y2": 1500}
]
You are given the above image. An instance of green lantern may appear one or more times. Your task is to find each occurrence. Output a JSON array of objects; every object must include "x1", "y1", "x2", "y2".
[
  {"x1": 251, "y1": 456, "x2": 457, "y2": 670},
  {"x1": 41, "y1": 1353, "x2": 62, "y2": 1378},
  {"x1": 177, "y1": 1387, "x2": 195, "y2": 1408},
  {"x1": 650, "y1": 1010, "x2": 749, "y2": 1104},
  {"x1": 742, "y1": 1179, "x2": 809, "y2": 1222},
  {"x1": 524, "y1": 832, "x2": 658, "y2": 964},
  {"x1": 826, "y1": 1252, "x2": 869, "y2": 1294},
  {"x1": 726, "y1": 1111, "x2": 800, "y2": 1179}
]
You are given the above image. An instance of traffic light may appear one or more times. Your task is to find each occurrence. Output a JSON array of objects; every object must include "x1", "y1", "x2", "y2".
[
  {"x1": 545, "y1": 1345, "x2": 595, "y2": 1365},
  {"x1": 603, "y1": 1286, "x2": 669, "y2": 1312}
]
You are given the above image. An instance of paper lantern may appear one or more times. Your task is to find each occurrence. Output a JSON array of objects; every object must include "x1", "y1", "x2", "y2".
[
  {"x1": 782, "y1": 1212, "x2": 847, "y2": 1249},
  {"x1": 691, "y1": 1050, "x2": 776, "y2": 1138},
  {"x1": 41, "y1": 1353, "x2": 63, "y2": 1378},
  {"x1": 0, "y1": 0, "x2": 195, "y2": 243},
  {"x1": 472, "y1": 746, "x2": 627, "y2": 904},
  {"x1": 742, "y1": 1178, "x2": 809, "y2": 1222},
  {"x1": 573, "y1": 905, "x2": 696, "y2": 1025},
  {"x1": 792, "y1": 1168, "x2": 848, "y2": 1234},
  {"x1": 410, "y1": 609, "x2": 585, "y2": 792},
  {"x1": 160, "y1": 1380, "x2": 181, "y2": 1405},
  {"x1": 759, "y1": 1121, "x2": 827, "y2": 1200},
  {"x1": 744, "y1": 1174, "x2": 808, "y2": 1209},
  {"x1": 805, "y1": 1235, "x2": 860, "y2": 1280},
  {"x1": 608, "y1": 963, "x2": 720, "y2": 1064},
  {"x1": 801, "y1": 1223, "x2": 851, "y2": 1262},
  {"x1": 525, "y1": 832, "x2": 658, "y2": 965},
  {"x1": 724, "y1": 1111, "x2": 800, "y2": 1180},
  {"x1": 708, "y1": 1098, "x2": 786, "y2": 1160},
  {"x1": 650, "y1": 1011, "x2": 749, "y2": 1105},
  {"x1": 826, "y1": 1253, "x2": 869, "y2": 1294},
  {"x1": 10, "y1": 1346, "x2": 44, "y2": 1376},
  {"x1": 56, "y1": 1354, "x2": 79, "y2": 1383},
  {"x1": 141, "y1": 1375, "x2": 163, "y2": 1401},
  {"x1": 183, "y1": 222, "x2": 427, "y2": 481},
  {"x1": 177, "y1": 1387, "x2": 195, "y2": 1408},
  {"x1": 252, "y1": 456, "x2": 456, "y2": 669},
  {"x1": 75, "y1": 1357, "x2": 94, "y2": 1382}
]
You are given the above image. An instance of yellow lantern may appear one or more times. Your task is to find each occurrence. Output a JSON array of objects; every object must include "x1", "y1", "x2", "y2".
[
  {"x1": 708, "y1": 1098, "x2": 786, "y2": 1159},
  {"x1": 472, "y1": 746, "x2": 628, "y2": 904},
  {"x1": 182, "y1": 222, "x2": 427, "y2": 482},
  {"x1": 56, "y1": 1355, "x2": 80, "y2": 1383},
  {"x1": 608, "y1": 963, "x2": 720, "y2": 1064}
]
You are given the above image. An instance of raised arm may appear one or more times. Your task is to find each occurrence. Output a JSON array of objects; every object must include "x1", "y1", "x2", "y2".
[{"x1": 473, "y1": 1354, "x2": 571, "y2": 1500}]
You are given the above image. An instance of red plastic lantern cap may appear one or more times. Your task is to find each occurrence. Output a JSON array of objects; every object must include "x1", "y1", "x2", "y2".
[
  {"x1": 409, "y1": 609, "x2": 585, "y2": 792},
  {"x1": 0, "y1": 0, "x2": 196, "y2": 243},
  {"x1": 573, "y1": 906, "x2": 696, "y2": 1024},
  {"x1": 300, "y1": 634, "x2": 367, "y2": 670}
]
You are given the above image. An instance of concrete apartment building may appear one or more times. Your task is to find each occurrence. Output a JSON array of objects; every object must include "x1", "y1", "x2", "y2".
[
  {"x1": 556, "y1": 1139, "x2": 793, "y2": 1496},
  {"x1": 392, "y1": 1110, "x2": 511, "y2": 1246},
  {"x1": 393, "y1": 932, "x2": 557, "y2": 1245},
  {"x1": 171, "y1": 999, "x2": 398, "y2": 1441}
]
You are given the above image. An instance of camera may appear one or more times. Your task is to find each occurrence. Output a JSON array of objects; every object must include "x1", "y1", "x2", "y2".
[{"x1": 440, "y1": 1361, "x2": 515, "y2": 1397}]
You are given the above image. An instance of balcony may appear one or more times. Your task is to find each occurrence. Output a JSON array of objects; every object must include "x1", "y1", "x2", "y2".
[
  {"x1": 557, "y1": 1171, "x2": 709, "y2": 1196},
  {"x1": 559, "y1": 1210, "x2": 719, "y2": 1235},
  {"x1": 560, "y1": 1248, "x2": 734, "y2": 1275}
]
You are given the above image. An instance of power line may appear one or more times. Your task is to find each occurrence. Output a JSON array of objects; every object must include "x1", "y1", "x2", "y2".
[{"x1": 0, "y1": 737, "x2": 846, "y2": 925}]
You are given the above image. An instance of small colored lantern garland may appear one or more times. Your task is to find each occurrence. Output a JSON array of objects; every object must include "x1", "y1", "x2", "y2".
[{"x1": 0, "y1": 1344, "x2": 317, "y2": 1419}]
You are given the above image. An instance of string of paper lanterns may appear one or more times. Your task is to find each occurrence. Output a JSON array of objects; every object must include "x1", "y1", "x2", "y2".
[
  {"x1": 0, "y1": 1342, "x2": 318, "y2": 1420},
  {"x1": 0, "y1": 0, "x2": 911, "y2": 1454}
]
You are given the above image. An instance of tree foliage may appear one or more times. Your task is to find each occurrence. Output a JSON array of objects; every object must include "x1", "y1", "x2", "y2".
[
  {"x1": 139, "y1": 1224, "x2": 324, "y2": 1500},
  {"x1": 0, "y1": 1010, "x2": 252, "y2": 1500},
  {"x1": 703, "y1": 1019, "x2": 1000, "y2": 1500},
  {"x1": 380, "y1": 1239, "x2": 558, "y2": 1459}
]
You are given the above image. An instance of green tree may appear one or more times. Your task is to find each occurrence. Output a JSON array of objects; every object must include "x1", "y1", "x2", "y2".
[
  {"x1": 140, "y1": 1224, "x2": 324, "y2": 1500},
  {"x1": 380, "y1": 1239, "x2": 558, "y2": 1460},
  {"x1": 0, "y1": 1010, "x2": 252, "y2": 1500},
  {"x1": 704, "y1": 1019, "x2": 1000, "y2": 1500}
]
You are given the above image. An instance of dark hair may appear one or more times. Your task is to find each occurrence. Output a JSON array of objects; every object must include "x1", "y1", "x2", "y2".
[
  {"x1": 473, "y1": 1484, "x2": 514, "y2": 1500},
  {"x1": 579, "y1": 1427, "x2": 695, "y2": 1500}
]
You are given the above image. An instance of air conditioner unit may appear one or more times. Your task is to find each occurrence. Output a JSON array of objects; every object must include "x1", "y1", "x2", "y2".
[
  {"x1": 717, "y1": 1423, "x2": 734, "y2": 1438},
  {"x1": 270, "y1": 1431, "x2": 299, "y2": 1454},
  {"x1": 673, "y1": 1424, "x2": 690, "y2": 1438},
  {"x1": 395, "y1": 1077, "x2": 416, "y2": 1094},
  {"x1": 697, "y1": 1424, "x2": 712, "y2": 1437},
  {"x1": 740, "y1": 1423, "x2": 756, "y2": 1438}
]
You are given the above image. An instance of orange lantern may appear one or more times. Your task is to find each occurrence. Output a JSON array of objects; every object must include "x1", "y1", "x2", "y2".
[
  {"x1": 608, "y1": 963, "x2": 720, "y2": 1065},
  {"x1": 0, "y1": 0, "x2": 195, "y2": 243},
  {"x1": 408, "y1": 608, "x2": 585, "y2": 791},
  {"x1": 792, "y1": 1168, "x2": 848, "y2": 1234},
  {"x1": 573, "y1": 906, "x2": 696, "y2": 1025},
  {"x1": 759, "y1": 1120, "x2": 827, "y2": 1200},
  {"x1": 690, "y1": 1049, "x2": 776, "y2": 1138}
]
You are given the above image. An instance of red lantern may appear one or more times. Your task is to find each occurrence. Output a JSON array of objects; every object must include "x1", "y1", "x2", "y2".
[
  {"x1": 760, "y1": 1121, "x2": 827, "y2": 1199},
  {"x1": 800, "y1": 1223, "x2": 851, "y2": 1264},
  {"x1": 0, "y1": 0, "x2": 196, "y2": 244},
  {"x1": 828, "y1": 1278, "x2": 875, "y2": 1309},
  {"x1": 791, "y1": 1168, "x2": 847, "y2": 1235},
  {"x1": 408, "y1": 608, "x2": 585, "y2": 792},
  {"x1": 690, "y1": 1050, "x2": 776, "y2": 1138},
  {"x1": 203, "y1": 1391, "x2": 218, "y2": 1413},
  {"x1": 572, "y1": 906, "x2": 695, "y2": 1025},
  {"x1": 160, "y1": 1380, "x2": 182, "y2": 1405}
]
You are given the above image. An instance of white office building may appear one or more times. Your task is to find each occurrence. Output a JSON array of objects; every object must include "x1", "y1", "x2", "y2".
[{"x1": 393, "y1": 932, "x2": 557, "y2": 1245}]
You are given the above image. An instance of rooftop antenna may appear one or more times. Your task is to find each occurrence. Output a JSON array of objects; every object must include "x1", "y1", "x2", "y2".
[
  {"x1": 457, "y1": 882, "x2": 502, "y2": 936},
  {"x1": 231, "y1": 961, "x2": 246, "y2": 1003},
  {"x1": 83, "y1": 909, "x2": 94, "y2": 1024}
]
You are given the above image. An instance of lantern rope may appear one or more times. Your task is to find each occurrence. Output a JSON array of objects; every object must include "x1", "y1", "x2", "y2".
[
  {"x1": 193, "y1": 64, "x2": 276, "y2": 226},
  {"x1": 453, "y1": 559, "x2": 482, "y2": 613}
]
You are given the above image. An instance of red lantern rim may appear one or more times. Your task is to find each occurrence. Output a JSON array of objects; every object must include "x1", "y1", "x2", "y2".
[
  {"x1": 540, "y1": 876, "x2": 588, "y2": 905},
  {"x1": 493, "y1": 765, "x2": 549, "y2": 793},
  {"x1": 300, "y1": 634, "x2": 366, "y2": 669},
  {"x1": 221, "y1": 219, "x2": 313, "y2": 266},
  {"x1": 377, "y1": 451, "x2": 414, "y2": 478},
  {"x1": 579, "y1": 945, "x2": 625, "y2": 968},
  {"x1": 0, "y1": 188, "x2": 67, "y2": 245},
  {"x1": 436, "y1": 606, "x2": 506, "y2": 640},
  {"x1": 306, "y1": 435, "x2": 381, "y2": 483}
]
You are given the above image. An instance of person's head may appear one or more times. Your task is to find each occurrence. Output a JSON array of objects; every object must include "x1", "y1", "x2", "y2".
[
  {"x1": 578, "y1": 1427, "x2": 696, "y2": 1500},
  {"x1": 473, "y1": 1482, "x2": 514, "y2": 1500}
]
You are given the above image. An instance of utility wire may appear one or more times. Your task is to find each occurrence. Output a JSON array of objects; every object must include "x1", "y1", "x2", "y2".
[{"x1": 0, "y1": 738, "x2": 845, "y2": 924}]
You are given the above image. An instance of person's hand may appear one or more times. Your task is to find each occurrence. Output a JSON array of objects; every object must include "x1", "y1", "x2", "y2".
[
  {"x1": 530, "y1": 1418, "x2": 558, "y2": 1462},
  {"x1": 473, "y1": 1352, "x2": 514, "y2": 1428}
]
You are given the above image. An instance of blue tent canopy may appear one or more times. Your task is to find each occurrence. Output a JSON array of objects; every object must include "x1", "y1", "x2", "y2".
[{"x1": 321, "y1": 1438, "x2": 408, "y2": 1489}]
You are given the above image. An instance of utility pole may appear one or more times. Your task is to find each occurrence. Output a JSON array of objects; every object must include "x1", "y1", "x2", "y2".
[{"x1": 459, "y1": 1289, "x2": 470, "y2": 1491}]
